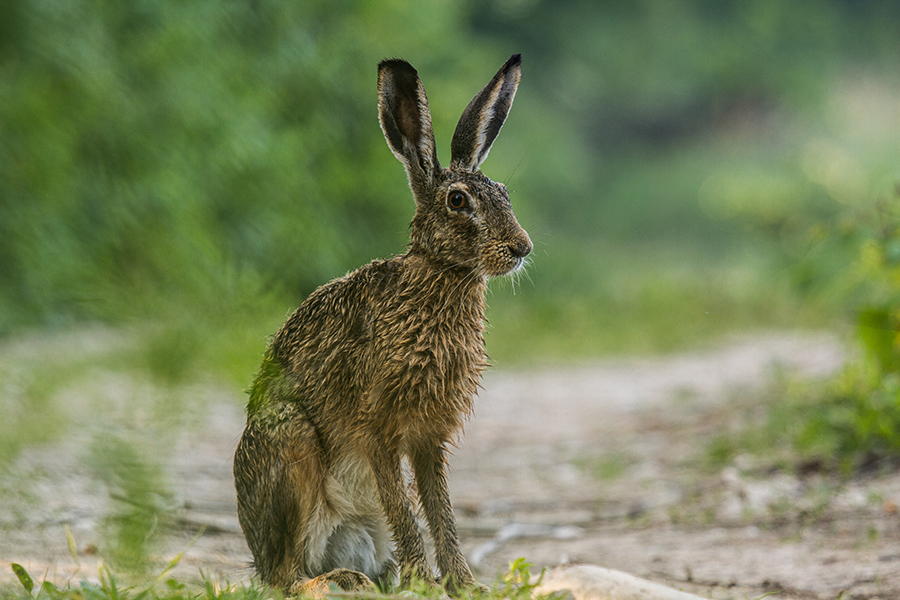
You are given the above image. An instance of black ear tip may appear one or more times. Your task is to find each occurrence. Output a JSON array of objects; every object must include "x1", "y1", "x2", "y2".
[
  {"x1": 378, "y1": 58, "x2": 418, "y2": 78},
  {"x1": 506, "y1": 53, "x2": 522, "y2": 68}
]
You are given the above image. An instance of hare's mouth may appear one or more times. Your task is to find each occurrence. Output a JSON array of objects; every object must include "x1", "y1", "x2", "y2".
[
  {"x1": 510, "y1": 256, "x2": 527, "y2": 274},
  {"x1": 482, "y1": 255, "x2": 526, "y2": 278}
]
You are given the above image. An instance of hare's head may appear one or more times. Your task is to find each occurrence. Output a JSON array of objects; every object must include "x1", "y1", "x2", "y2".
[{"x1": 377, "y1": 55, "x2": 532, "y2": 278}]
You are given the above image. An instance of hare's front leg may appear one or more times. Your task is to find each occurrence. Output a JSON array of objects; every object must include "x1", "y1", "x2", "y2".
[
  {"x1": 411, "y1": 443, "x2": 476, "y2": 592},
  {"x1": 368, "y1": 445, "x2": 433, "y2": 585}
]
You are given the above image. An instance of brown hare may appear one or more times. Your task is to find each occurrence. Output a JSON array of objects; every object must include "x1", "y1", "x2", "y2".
[{"x1": 233, "y1": 54, "x2": 531, "y2": 596}]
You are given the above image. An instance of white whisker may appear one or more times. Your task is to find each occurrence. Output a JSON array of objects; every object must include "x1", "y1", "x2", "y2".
[
  {"x1": 458, "y1": 270, "x2": 482, "y2": 321},
  {"x1": 441, "y1": 266, "x2": 480, "y2": 313},
  {"x1": 432, "y1": 257, "x2": 479, "y2": 278},
  {"x1": 504, "y1": 147, "x2": 531, "y2": 187},
  {"x1": 521, "y1": 261, "x2": 534, "y2": 286}
]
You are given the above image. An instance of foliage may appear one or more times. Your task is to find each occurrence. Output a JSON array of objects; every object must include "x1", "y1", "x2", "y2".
[
  {"x1": 471, "y1": 0, "x2": 900, "y2": 236},
  {"x1": 492, "y1": 558, "x2": 551, "y2": 600},
  {"x1": 786, "y1": 194, "x2": 900, "y2": 472},
  {"x1": 3, "y1": 0, "x2": 900, "y2": 358}
]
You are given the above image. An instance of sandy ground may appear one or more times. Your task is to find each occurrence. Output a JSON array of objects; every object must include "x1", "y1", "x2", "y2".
[{"x1": 2, "y1": 330, "x2": 899, "y2": 599}]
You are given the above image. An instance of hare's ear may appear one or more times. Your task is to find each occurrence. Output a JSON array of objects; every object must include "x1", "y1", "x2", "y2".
[
  {"x1": 450, "y1": 54, "x2": 521, "y2": 171},
  {"x1": 378, "y1": 59, "x2": 440, "y2": 183}
]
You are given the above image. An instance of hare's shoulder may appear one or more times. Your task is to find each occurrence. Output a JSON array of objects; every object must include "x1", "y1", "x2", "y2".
[
  {"x1": 272, "y1": 257, "x2": 405, "y2": 349},
  {"x1": 298, "y1": 257, "x2": 403, "y2": 316},
  {"x1": 320, "y1": 256, "x2": 407, "y2": 304}
]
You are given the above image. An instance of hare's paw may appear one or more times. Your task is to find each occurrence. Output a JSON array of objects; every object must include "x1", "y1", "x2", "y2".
[
  {"x1": 325, "y1": 568, "x2": 377, "y2": 590},
  {"x1": 291, "y1": 569, "x2": 376, "y2": 597},
  {"x1": 394, "y1": 563, "x2": 438, "y2": 593},
  {"x1": 442, "y1": 571, "x2": 486, "y2": 597},
  {"x1": 460, "y1": 582, "x2": 490, "y2": 597}
]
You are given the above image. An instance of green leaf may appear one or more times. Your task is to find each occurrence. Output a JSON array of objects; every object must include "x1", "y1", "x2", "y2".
[{"x1": 11, "y1": 563, "x2": 34, "y2": 594}]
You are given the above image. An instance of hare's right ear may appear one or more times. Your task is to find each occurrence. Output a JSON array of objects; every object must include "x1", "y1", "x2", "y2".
[{"x1": 378, "y1": 59, "x2": 440, "y2": 185}]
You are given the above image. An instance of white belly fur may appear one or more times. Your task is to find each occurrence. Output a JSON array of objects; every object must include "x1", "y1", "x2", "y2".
[{"x1": 305, "y1": 451, "x2": 393, "y2": 579}]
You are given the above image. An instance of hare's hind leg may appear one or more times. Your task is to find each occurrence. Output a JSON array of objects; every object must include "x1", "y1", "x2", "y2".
[
  {"x1": 234, "y1": 419, "x2": 382, "y2": 593},
  {"x1": 233, "y1": 418, "x2": 329, "y2": 590},
  {"x1": 234, "y1": 420, "x2": 310, "y2": 589}
]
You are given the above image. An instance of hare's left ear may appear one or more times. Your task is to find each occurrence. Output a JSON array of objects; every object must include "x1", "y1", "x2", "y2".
[
  {"x1": 450, "y1": 54, "x2": 522, "y2": 171},
  {"x1": 378, "y1": 59, "x2": 440, "y2": 184}
]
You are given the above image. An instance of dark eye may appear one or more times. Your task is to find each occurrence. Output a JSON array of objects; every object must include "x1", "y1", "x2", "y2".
[{"x1": 447, "y1": 191, "x2": 469, "y2": 212}]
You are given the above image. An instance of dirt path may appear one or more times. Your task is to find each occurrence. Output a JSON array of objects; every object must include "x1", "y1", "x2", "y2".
[{"x1": 3, "y1": 331, "x2": 899, "y2": 599}]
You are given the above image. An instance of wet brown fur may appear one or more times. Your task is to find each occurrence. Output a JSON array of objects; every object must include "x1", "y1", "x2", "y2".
[{"x1": 233, "y1": 55, "x2": 530, "y2": 595}]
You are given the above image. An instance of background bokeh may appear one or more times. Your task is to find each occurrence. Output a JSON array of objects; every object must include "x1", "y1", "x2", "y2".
[
  {"x1": 2, "y1": 0, "x2": 900, "y2": 365},
  {"x1": 3, "y1": 0, "x2": 900, "y2": 581}
]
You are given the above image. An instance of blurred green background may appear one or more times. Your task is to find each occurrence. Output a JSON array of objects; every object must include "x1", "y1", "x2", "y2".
[
  {"x1": 2, "y1": 0, "x2": 900, "y2": 370},
  {"x1": 3, "y1": 0, "x2": 900, "y2": 579}
]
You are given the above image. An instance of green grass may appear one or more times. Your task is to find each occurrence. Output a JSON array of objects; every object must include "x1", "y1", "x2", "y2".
[
  {"x1": 3, "y1": 558, "x2": 554, "y2": 600},
  {"x1": 575, "y1": 452, "x2": 632, "y2": 482},
  {"x1": 4, "y1": 562, "x2": 271, "y2": 600}
]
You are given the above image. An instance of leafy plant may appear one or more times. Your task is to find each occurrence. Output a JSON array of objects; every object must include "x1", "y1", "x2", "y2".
[
  {"x1": 493, "y1": 558, "x2": 548, "y2": 600},
  {"x1": 787, "y1": 192, "x2": 900, "y2": 472},
  {"x1": 710, "y1": 188, "x2": 900, "y2": 474}
]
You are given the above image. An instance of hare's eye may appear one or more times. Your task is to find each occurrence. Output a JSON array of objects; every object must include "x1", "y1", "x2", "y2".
[{"x1": 447, "y1": 191, "x2": 469, "y2": 212}]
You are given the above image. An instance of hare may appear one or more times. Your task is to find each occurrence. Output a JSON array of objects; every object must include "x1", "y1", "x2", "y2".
[{"x1": 233, "y1": 54, "x2": 531, "y2": 596}]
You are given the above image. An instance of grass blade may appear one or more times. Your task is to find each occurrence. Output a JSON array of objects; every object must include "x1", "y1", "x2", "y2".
[
  {"x1": 65, "y1": 524, "x2": 81, "y2": 568},
  {"x1": 145, "y1": 526, "x2": 206, "y2": 592}
]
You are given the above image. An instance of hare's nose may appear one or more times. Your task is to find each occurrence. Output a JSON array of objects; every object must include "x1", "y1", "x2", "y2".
[{"x1": 509, "y1": 237, "x2": 533, "y2": 259}]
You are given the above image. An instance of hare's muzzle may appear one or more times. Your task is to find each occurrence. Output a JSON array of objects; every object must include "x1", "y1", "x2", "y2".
[
  {"x1": 505, "y1": 233, "x2": 533, "y2": 274},
  {"x1": 509, "y1": 237, "x2": 533, "y2": 260}
]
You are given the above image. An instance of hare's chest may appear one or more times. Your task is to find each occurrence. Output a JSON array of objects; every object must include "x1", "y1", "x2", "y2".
[
  {"x1": 386, "y1": 305, "x2": 485, "y2": 377},
  {"x1": 367, "y1": 267, "x2": 488, "y2": 421},
  {"x1": 373, "y1": 330, "x2": 485, "y2": 435}
]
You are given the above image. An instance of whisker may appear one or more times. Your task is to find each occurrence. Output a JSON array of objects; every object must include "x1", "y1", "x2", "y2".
[
  {"x1": 432, "y1": 257, "x2": 479, "y2": 279},
  {"x1": 458, "y1": 269, "x2": 481, "y2": 321},
  {"x1": 521, "y1": 261, "x2": 534, "y2": 286},
  {"x1": 505, "y1": 147, "x2": 531, "y2": 187},
  {"x1": 441, "y1": 266, "x2": 480, "y2": 313}
]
